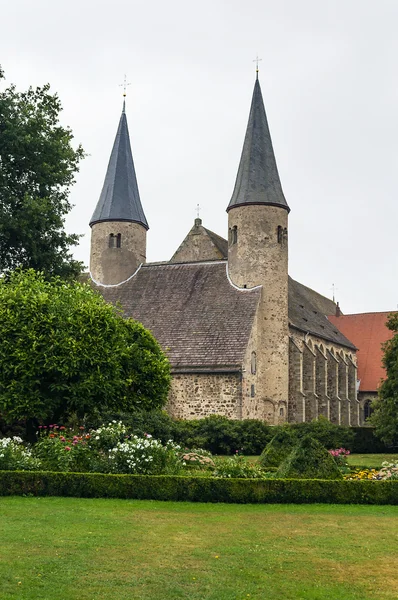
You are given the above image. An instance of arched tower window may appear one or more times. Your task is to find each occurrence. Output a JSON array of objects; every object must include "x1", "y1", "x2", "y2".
[
  {"x1": 116, "y1": 233, "x2": 122, "y2": 248},
  {"x1": 232, "y1": 225, "x2": 238, "y2": 245},
  {"x1": 251, "y1": 351, "x2": 256, "y2": 375},
  {"x1": 109, "y1": 234, "x2": 115, "y2": 248},
  {"x1": 364, "y1": 400, "x2": 373, "y2": 421}
]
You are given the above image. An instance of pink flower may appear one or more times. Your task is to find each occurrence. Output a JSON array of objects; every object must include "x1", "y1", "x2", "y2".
[
  {"x1": 60, "y1": 436, "x2": 66, "y2": 442},
  {"x1": 65, "y1": 446, "x2": 71, "y2": 451},
  {"x1": 79, "y1": 427, "x2": 85, "y2": 430},
  {"x1": 59, "y1": 426, "x2": 66, "y2": 430}
]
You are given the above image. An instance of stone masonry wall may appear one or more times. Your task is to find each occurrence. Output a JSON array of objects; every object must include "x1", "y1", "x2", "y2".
[
  {"x1": 90, "y1": 221, "x2": 147, "y2": 285},
  {"x1": 228, "y1": 205, "x2": 289, "y2": 414},
  {"x1": 166, "y1": 372, "x2": 242, "y2": 420}
]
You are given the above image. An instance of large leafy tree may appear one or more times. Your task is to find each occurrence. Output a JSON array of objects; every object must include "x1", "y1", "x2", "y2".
[
  {"x1": 371, "y1": 313, "x2": 398, "y2": 445},
  {"x1": 0, "y1": 67, "x2": 84, "y2": 278},
  {"x1": 0, "y1": 270, "x2": 171, "y2": 434}
]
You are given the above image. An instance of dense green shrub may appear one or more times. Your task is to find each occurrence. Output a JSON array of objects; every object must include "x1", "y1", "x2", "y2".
[
  {"x1": 351, "y1": 427, "x2": 396, "y2": 454},
  {"x1": 1, "y1": 471, "x2": 397, "y2": 504},
  {"x1": 0, "y1": 270, "x2": 171, "y2": 440},
  {"x1": 259, "y1": 430, "x2": 296, "y2": 468},
  {"x1": 276, "y1": 436, "x2": 343, "y2": 480},
  {"x1": 233, "y1": 420, "x2": 275, "y2": 455},
  {"x1": 288, "y1": 417, "x2": 354, "y2": 450},
  {"x1": 192, "y1": 415, "x2": 239, "y2": 454}
]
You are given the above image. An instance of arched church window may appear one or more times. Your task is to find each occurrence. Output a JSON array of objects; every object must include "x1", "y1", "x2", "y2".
[
  {"x1": 251, "y1": 384, "x2": 255, "y2": 398},
  {"x1": 232, "y1": 226, "x2": 238, "y2": 245},
  {"x1": 109, "y1": 234, "x2": 115, "y2": 248},
  {"x1": 279, "y1": 407, "x2": 284, "y2": 417},
  {"x1": 277, "y1": 225, "x2": 283, "y2": 243},
  {"x1": 116, "y1": 233, "x2": 122, "y2": 248},
  {"x1": 364, "y1": 400, "x2": 373, "y2": 421},
  {"x1": 251, "y1": 351, "x2": 256, "y2": 375}
]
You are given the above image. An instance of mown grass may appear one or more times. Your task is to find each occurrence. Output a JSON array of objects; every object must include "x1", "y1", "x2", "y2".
[
  {"x1": 239, "y1": 454, "x2": 398, "y2": 468},
  {"x1": 347, "y1": 454, "x2": 398, "y2": 468},
  {"x1": 0, "y1": 497, "x2": 397, "y2": 600}
]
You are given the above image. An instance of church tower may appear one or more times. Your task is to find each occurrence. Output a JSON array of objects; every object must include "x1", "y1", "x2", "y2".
[
  {"x1": 227, "y1": 74, "x2": 290, "y2": 423},
  {"x1": 89, "y1": 99, "x2": 148, "y2": 285}
]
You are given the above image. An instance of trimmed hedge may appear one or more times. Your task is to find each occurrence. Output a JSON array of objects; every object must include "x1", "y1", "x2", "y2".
[
  {"x1": 259, "y1": 430, "x2": 295, "y2": 468},
  {"x1": 276, "y1": 436, "x2": 343, "y2": 480},
  {"x1": 0, "y1": 470, "x2": 397, "y2": 504}
]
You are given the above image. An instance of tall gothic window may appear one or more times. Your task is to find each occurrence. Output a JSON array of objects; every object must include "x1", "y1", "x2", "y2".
[
  {"x1": 232, "y1": 225, "x2": 238, "y2": 245},
  {"x1": 116, "y1": 233, "x2": 122, "y2": 248},
  {"x1": 364, "y1": 400, "x2": 373, "y2": 421},
  {"x1": 109, "y1": 234, "x2": 115, "y2": 248}
]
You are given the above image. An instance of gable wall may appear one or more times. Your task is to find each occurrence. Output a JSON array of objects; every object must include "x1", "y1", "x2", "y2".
[{"x1": 170, "y1": 222, "x2": 225, "y2": 263}]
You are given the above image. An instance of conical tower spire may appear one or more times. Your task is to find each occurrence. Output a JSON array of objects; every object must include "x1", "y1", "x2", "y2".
[
  {"x1": 89, "y1": 103, "x2": 149, "y2": 229},
  {"x1": 227, "y1": 77, "x2": 290, "y2": 213}
]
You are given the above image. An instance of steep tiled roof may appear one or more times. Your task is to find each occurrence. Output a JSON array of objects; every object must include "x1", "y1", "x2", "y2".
[
  {"x1": 227, "y1": 77, "x2": 290, "y2": 213},
  {"x1": 89, "y1": 104, "x2": 148, "y2": 229},
  {"x1": 97, "y1": 261, "x2": 260, "y2": 370},
  {"x1": 289, "y1": 278, "x2": 356, "y2": 350},
  {"x1": 328, "y1": 312, "x2": 397, "y2": 391},
  {"x1": 93, "y1": 261, "x2": 356, "y2": 370}
]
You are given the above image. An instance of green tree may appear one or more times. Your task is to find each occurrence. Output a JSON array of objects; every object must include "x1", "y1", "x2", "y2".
[
  {"x1": 0, "y1": 270, "x2": 171, "y2": 436},
  {"x1": 371, "y1": 313, "x2": 398, "y2": 445},
  {"x1": 0, "y1": 68, "x2": 84, "y2": 279}
]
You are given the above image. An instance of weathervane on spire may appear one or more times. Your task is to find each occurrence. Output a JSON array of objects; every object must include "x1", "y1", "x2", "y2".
[
  {"x1": 253, "y1": 55, "x2": 262, "y2": 79},
  {"x1": 119, "y1": 75, "x2": 131, "y2": 112}
]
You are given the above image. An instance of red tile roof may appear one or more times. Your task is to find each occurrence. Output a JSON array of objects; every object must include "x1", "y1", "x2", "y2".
[{"x1": 328, "y1": 312, "x2": 397, "y2": 391}]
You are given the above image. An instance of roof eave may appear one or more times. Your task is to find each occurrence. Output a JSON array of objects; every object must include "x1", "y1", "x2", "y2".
[
  {"x1": 89, "y1": 217, "x2": 149, "y2": 230},
  {"x1": 227, "y1": 201, "x2": 290, "y2": 214}
]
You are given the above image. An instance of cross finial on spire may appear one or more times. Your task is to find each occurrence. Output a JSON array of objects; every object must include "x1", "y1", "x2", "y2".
[
  {"x1": 119, "y1": 75, "x2": 131, "y2": 112},
  {"x1": 331, "y1": 283, "x2": 338, "y2": 303},
  {"x1": 253, "y1": 55, "x2": 262, "y2": 79},
  {"x1": 196, "y1": 204, "x2": 201, "y2": 218}
]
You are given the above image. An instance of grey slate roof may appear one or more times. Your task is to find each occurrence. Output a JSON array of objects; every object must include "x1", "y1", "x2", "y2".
[
  {"x1": 97, "y1": 261, "x2": 260, "y2": 370},
  {"x1": 289, "y1": 277, "x2": 356, "y2": 350},
  {"x1": 94, "y1": 261, "x2": 356, "y2": 372},
  {"x1": 227, "y1": 77, "x2": 290, "y2": 213},
  {"x1": 89, "y1": 105, "x2": 148, "y2": 229}
]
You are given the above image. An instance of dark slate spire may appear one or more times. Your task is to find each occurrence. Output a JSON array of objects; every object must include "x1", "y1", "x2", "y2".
[
  {"x1": 227, "y1": 77, "x2": 290, "y2": 213},
  {"x1": 89, "y1": 104, "x2": 149, "y2": 229}
]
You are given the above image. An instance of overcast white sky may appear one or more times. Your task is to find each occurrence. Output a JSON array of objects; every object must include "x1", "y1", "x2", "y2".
[{"x1": 2, "y1": 0, "x2": 397, "y2": 314}]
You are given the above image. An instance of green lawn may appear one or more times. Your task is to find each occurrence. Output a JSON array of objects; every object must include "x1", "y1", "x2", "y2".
[
  {"x1": 243, "y1": 454, "x2": 398, "y2": 468},
  {"x1": 347, "y1": 454, "x2": 398, "y2": 468},
  {"x1": 0, "y1": 498, "x2": 397, "y2": 600}
]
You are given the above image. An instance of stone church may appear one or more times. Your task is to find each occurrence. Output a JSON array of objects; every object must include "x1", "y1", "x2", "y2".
[{"x1": 89, "y1": 76, "x2": 360, "y2": 427}]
